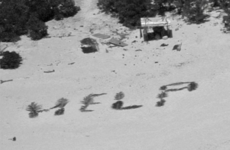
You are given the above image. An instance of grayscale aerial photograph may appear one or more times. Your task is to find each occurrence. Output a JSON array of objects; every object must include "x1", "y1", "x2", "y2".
[{"x1": 1, "y1": 0, "x2": 230, "y2": 150}]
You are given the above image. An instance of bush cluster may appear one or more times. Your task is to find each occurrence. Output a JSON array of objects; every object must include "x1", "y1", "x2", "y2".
[
  {"x1": 97, "y1": 0, "x2": 214, "y2": 26},
  {"x1": 0, "y1": 51, "x2": 22, "y2": 69},
  {"x1": 97, "y1": 0, "x2": 154, "y2": 27},
  {"x1": 0, "y1": 0, "x2": 80, "y2": 42},
  {"x1": 219, "y1": 0, "x2": 230, "y2": 31}
]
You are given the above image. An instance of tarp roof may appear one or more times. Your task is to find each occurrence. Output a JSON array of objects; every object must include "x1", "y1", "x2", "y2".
[{"x1": 141, "y1": 17, "x2": 170, "y2": 27}]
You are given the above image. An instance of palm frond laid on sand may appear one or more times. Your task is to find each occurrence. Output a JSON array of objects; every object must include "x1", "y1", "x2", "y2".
[
  {"x1": 54, "y1": 108, "x2": 65, "y2": 116},
  {"x1": 114, "y1": 91, "x2": 125, "y2": 100},
  {"x1": 112, "y1": 101, "x2": 123, "y2": 110},
  {"x1": 157, "y1": 92, "x2": 168, "y2": 99},
  {"x1": 122, "y1": 105, "x2": 142, "y2": 110},
  {"x1": 50, "y1": 98, "x2": 69, "y2": 109},
  {"x1": 26, "y1": 102, "x2": 42, "y2": 118},
  {"x1": 187, "y1": 82, "x2": 198, "y2": 91},
  {"x1": 80, "y1": 93, "x2": 106, "y2": 112},
  {"x1": 81, "y1": 94, "x2": 94, "y2": 105},
  {"x1": 156, "y1": 99, "x2": 166, "y2": 107},
  {"x1": 165, "y1": 87, "x2": 188, "y2": 92},
  {"x1": 80, "y1": 105, "x2": 93, "y2": 112},
  {"x1": 80, "y1": 94, "x2": 94, "y2": 112},
  {"x1": 90, "y1": 93, "x2": 107, "y2": 97}
]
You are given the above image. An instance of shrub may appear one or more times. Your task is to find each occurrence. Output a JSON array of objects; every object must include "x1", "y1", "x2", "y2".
[
  {"x1": 0, "y1": 51, "x2": 22, "y2": 69},
  {"x1": 114, "y1": 91, "x2": 125, "y2": 100},
  {"x1": 182, "y1": 0, "x2": 208, "y2": 23},
  {"x1": 0, "y1": 1, "x2": 29, "y2": 42},
  {"x1": 0, "y1": 32, "x2": 20, "y2": 42},
  {"x1": 50, "y1": 0, "x2": 80, "y2": 20},
  {"x1": 26, "y1": 102, "x2": 42, "y2": 118},
  {"x1": 26, "y1": 14, "x2": 48, "y2": 40},
  {"x1": 97, "y1": 0, "x2": 154, "y2": 27},
  {"x1": 219, "y1": 0, "x2": 230, "y2": 31},
  {"x1": 0, "y1": 0, "x2": 80, "y2": 41},
  {"x1": 25, "y1": 0, "x2": 54, "y2": 22}
]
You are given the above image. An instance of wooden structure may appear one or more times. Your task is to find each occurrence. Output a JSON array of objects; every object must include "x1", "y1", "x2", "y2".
[{"x1": 140, "y1": 17, "x2": 172, "y2": 41}]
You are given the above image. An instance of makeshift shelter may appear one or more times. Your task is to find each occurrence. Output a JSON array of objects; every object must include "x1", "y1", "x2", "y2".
[
  {"x1": 80, "y1": 38, "x2": 99, "y2": 53},
  {"x1": 140, "y1": 17, "x2": 173, "y2": 41}
]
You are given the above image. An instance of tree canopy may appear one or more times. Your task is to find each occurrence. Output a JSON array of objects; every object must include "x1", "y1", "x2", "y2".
[{"x1": 0, "y1": 0, "x2": 80, "y2": 42}]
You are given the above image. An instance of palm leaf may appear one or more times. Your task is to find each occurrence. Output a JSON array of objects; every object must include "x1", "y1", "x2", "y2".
[
  {"x1": 81, "y1": 94, "x2": 94, "y2": 106},
  {"x1": 26, "y1": 102, "x2": 42, "y2": 118},
  {"x1": 50, "y1": 98, "x2": 69, "y2": 109},
  {"x1": 54, "y1": 108, "x2": 65, "y2": 116},
  {"x1": 188, "y1": 82, "x2": 198, "y2": 91},
  {"x1": 114, "y1": 91, "x2": 125, "y2": 100}
]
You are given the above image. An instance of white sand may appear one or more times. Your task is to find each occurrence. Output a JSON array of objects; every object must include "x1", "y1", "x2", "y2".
[{"x1": 1, "y1": 1, "x2": 230, "y2": 150}]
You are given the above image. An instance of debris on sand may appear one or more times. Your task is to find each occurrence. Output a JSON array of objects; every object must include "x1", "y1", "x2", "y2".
[
  {"x1": 172, "y1": 43, "x2": 182, "y2": 51},
  {"x1": 9, "y1": 137, "x2": 16, "y2": 141},
  {"x1": 122, "y1": 105, "x2": 142, "y2": 110},
  {"x1": 44, "y1": 70, "x2": 55, "y2": 73},
  {"x1": 54, "y1": 108, "x2": 65, "y2": 116},
  {"x1": 161, "y1": 43, "x2": 168, "y2": 47},
  {"x1": 107, "y1": 37, "x2": 128, "y2": 47},
  {"x1": 93, "y1": 33, "x2": 110, "y2": 39},
  {"x1": 81, "y1": 38, "x2": 99, "y2": 53},
  {"x1": 0, "y1": 79, "x2": 13, "y2": 84},
  {"x1": 156, "y1": 99, "x2": 165, "y2": 107}
]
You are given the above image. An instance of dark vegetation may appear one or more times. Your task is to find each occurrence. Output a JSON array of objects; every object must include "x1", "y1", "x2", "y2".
[
  {"x1": 26, "y1": 102, "x2": 43, "y2": 118},
  {"x1": 97, "y1": 0, "x2": 153, "y2": 27},
  {"x1": 112, "y1": 92, "x2": 142, "y2": 110},
  {"x1": 156, "y1": 99, "x2": 166, "y2": 107},
  {"x1": 98, "y1": 0, "x2": 230, "y2": 28},
  {"x1": 55, "y1": 108, "x2": 65, "y2": 115},
  {"x1": 156, "y1": 81, "x2": 198, "y2": 107},
  {"x1": 50, "y1": 98, "x2": 69, "y2": 109},
  {"x1": 26, "y1": 98, "x2": 69, "y2": 118},
  {"x1": 187, "y1": 82, "x2": 198, "y2": 91},
  {"x1": 0, "y1": 0, "x2": 80, "y2": 42},
  {"x1": 79, "y1": 94, "x2": 105, "y2": 112},
  {"x1": 112, "y1": 101, "x2": 123, "y2": 110},
  {"x1": 122, "y1": 105, "x2": 142, "y2": 109},
  {"x1": 114, "y1": 91, "x2": 125, "y2": 101},
  {"x1": 0, "y1": 51, "x2": 22, "y2": 69}
]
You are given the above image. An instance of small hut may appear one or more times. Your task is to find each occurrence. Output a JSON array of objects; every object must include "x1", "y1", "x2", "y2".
[{"x1": 140, "y1": 17, "x2": 173, "y2": 41}]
